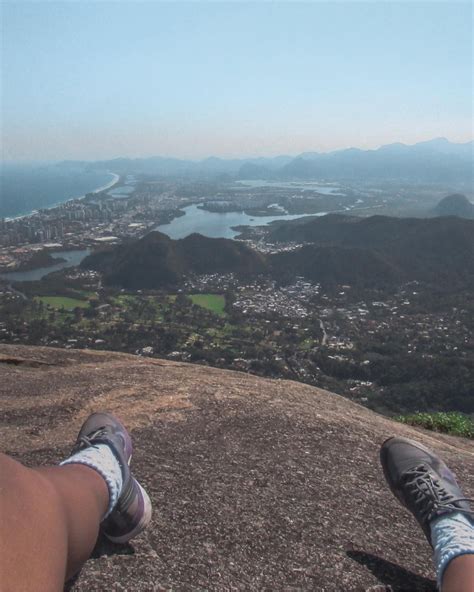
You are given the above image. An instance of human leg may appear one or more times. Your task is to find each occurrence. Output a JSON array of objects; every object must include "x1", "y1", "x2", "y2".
[
  {"x1": 0, "y1": 412, "x2": 152, "y2": 592},
  {"x1": 0, "y1": 453, "x2": 108, "y2": 591},
  {"x1": 380, "y1": 437, "x2": 474, "y2": 592},
  {"x1": 442, "y1": 554, "x2": 474, "y2": 592}
]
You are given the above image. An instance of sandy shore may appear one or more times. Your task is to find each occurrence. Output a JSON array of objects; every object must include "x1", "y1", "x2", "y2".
[
  {"x1": 4, "y1": 171, "x2": 120, "y2": 222},
  {"x1": 89, "y1": 172, "x2": 120, "y2": 194}
]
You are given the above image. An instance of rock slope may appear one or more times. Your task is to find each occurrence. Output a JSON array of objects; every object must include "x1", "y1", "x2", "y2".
[{"x1": 1, "y1": 345, "x2": 473, "y2": 591}]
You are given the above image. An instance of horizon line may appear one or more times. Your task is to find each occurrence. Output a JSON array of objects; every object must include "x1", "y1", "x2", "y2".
[{"x1": 2, "y1": 136, "x2": 473, "y2": 166}]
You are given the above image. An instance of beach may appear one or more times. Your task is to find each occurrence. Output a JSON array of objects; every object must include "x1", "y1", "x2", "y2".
[{"x1": 3, "y1": 171, "x2": 120, "y2": 222}]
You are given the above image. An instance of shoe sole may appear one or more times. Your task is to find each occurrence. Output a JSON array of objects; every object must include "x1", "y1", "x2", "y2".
[{"x1": 104, "y1": 481, "x2": 153, "y2": 544}]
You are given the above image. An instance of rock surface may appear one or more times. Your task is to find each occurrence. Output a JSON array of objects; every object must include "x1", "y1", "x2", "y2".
[{"x1": 1, "y1": 344, "x2": 473, "y2": 591}]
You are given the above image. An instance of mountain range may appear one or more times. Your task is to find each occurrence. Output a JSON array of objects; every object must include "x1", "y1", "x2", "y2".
[
  {"x1": 83, "y1": 214, "x2": 474, "y2": 290},
  {"x1": 277, "y1": 138, "x2": 473, "y2": 183},
  {"x1": 68, "y1": 137, "x2": 473, "y2": 184}
]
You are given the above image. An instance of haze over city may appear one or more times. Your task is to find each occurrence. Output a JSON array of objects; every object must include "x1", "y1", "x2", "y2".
[{"x1": 2, "y1": 1, "x2": 472, "y2": 162}]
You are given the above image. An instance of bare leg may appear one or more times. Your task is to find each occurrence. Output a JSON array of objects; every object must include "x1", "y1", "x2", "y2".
[
  {"x1": 0, "y1": 452, "x2": 108, "y2": 592},
  {"x1": 442, "y1": 555, "x2": 474, "y2": 592}
]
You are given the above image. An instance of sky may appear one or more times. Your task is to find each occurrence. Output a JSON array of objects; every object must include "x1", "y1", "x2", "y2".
[{"x1": 1, "y1": 1, "x2": 473, "y2": 161}]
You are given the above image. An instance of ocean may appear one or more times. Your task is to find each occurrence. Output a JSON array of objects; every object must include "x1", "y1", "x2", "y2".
[{"x1": 0, "y1": 163, "x2": 115, "y2": 219}]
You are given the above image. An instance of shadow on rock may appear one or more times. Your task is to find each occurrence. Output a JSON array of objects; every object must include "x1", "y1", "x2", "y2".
[
  {"x1": 347, "y1": 550, "x2": 436, "y2": 592},
  {"x1": 64, "y1": 536, "x2": 135, "y2": 591},
  {"x1": 91, "y1": 533, "x2": 135, "y2": 559}
]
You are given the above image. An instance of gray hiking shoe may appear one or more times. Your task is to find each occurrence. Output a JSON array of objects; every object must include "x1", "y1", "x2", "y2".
[
  {"x1": 380, "y1": 436, "x2": 473, "y2": 546},
  {"x1": 72, "y1": 412, "x2": 152, "y2": 543}
]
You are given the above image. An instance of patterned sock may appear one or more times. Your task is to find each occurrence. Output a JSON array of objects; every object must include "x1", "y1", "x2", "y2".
[
  {"x1": 430, "y1": 512, "x2": 474, "y2": 589},
  {"x1": 60, "y1": 443, "x2": 123, "y2": 519}
]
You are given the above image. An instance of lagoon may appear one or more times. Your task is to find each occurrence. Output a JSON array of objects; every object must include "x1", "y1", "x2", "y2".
[
  {"x1": 156, "y1": 203, "x2": 323, "y2": 239},
  {"x1": 0, "y1": 249, "x2": 91, "y2": 283},
  {"x1": 237, "y1": 180, "x2": 345, "y2": 195}
]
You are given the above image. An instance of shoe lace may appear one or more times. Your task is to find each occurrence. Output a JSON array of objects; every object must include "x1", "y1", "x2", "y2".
[
  {"x1": 403, "y1": 464, "x2": 474, "y2": 523},
  {"x1": 75, "y1": 427, "x2": 110, "y2": 452}
]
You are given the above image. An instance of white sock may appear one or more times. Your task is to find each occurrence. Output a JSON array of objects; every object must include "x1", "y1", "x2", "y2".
[
  {"x1": 430, "y1": 512, "x2": 474, "y2": 589},
  {"x1": 60, "y1": 443, "x2": 123, "y2": 519}
]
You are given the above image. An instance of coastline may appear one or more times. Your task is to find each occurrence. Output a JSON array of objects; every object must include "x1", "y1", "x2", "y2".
[
  {"x1": 88, "y1": 172, "x2": 120, "y2": 195},
  {"x1": 4, "y1": 172, "x2": 120, "y2": 222}
]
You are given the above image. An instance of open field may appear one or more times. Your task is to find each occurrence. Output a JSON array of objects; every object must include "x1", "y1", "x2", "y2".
[
  {"x1": 189, "y1": 293, "x2": 226, "y2": 316},
  {"x1": 35, "y1": 296, "x2": 90, "y2": 310}
]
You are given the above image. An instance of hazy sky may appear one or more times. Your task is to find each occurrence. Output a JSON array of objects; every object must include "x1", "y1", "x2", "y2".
[{"x1": 2, "y1": 1, "x2": 472, "y2": 161}]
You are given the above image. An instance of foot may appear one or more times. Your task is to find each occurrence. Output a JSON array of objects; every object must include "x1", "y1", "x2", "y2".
[
  {"x1": 72, "y1": 412, "x2": 152, "y2": 543},
  {"x1": 380, "y1": 436, "x2": 473, "y2": 545}
]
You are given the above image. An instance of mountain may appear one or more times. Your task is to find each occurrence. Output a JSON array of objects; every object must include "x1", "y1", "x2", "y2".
[
  {"x1": 432, "y1": 194, "x2": 474, "y2": 219},
  {"x1": 82, "y1": 214, "x2": 474, "y2": 291},
  {"x1": 268, "y1": 214, "x2": 474, "y2": 288},
  {"x1": 82, "y1": 231, "x2": 266, "y2": 289},
  {"x1": 411, "y1": 137, "x2": 474, "y2": 158},
  {"x1": 3, "y1": 344, "x2": 473, "y2": 590},
  {"x1": 279, "y1": 139, "x2": 473, "y2": 183},
  {"x1": 238, "y1": 162, "x2": 274, "y2": 179},
  {"x1": 82, "y1": 155, "x2": 293, "y2": 177},
  {"x1": 270, "y1": 244, "x2": 402, "y2": 287},
  {"x1": 64, "y1": 138, "x2": 473, "y2": 184}
]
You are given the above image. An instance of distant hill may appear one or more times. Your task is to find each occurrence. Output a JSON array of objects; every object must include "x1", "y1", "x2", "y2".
[
  {"x1": 432, "y1": 194, "x2": 474, "y2": 219},
  {"x1": 81, "y1": 155, "x2": 292, "y2": 177},
  {"x1": 268, "y1": 214, "x2": 474, "y2": 288},
  {"x1": 270, "y1": 245, "x2": 402, "y2": 287},
  {"x1": 63, "y1": 138, "x2": 473, "y2": 185},
  {"x1": 82, "y1": 231, "x2": 266, "y2": 289},
  {"x1": 237, "y1": 162, "x2": 274, "y2": 180},
  {"x1": 82, "y1": 214, "x2": 474, "y2": 291},
  {"x1": 278, "y1": 139, "x2": 473, "y2": 183}
]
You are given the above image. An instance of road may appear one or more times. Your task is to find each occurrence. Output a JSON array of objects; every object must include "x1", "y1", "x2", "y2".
[
  {"x1": 6, "y1": 284, "x2": 27, "y2": 301},
  {"x1": 319, "y1": 318, "x2": 328, "y2": 346}
]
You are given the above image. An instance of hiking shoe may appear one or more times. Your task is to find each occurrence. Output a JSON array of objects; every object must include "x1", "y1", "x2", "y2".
[
  {"x1": 380, "y1": 436, "x2": 473, "y2": 546},
  {"x1": 72, "y1": 412, "x2": 152, "y2": 543}
]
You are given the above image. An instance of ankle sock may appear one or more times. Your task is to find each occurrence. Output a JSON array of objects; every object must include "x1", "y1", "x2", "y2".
[
  {"x1": 60, "y1": 443, "x2": 123, "y2": 519},
  {"x1": 430, "y1": 511, "x2": 474, "y2": 589}
]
